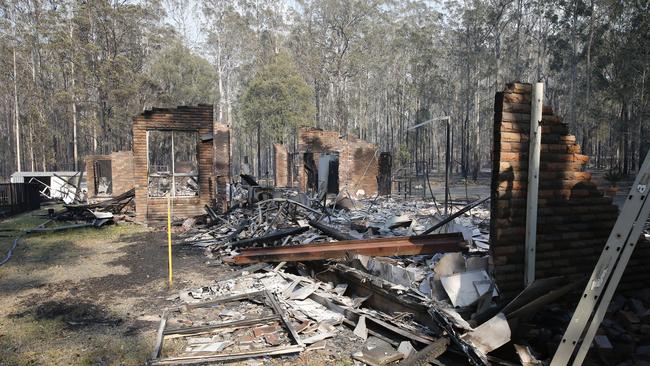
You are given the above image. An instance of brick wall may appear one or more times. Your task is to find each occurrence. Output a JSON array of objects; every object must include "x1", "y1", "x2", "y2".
[
  {"x1": 132, "y1": 105, "x2": 214, "y2": 224},
  {"x1": 297, "y1": 128, "x2": 378, "y2": 196},
  {"x1": 84, "y1": 151, "x2": 134, "y2": 202},
  {"x1": 213, "y1": 123, "x2": 230, "y2": 212},
  {"x1": 490, "y1": 82, "x2": 650, "y2": 297},
  {"x1": 274, "y1": 143, "x2": 289, "y2": 187}
]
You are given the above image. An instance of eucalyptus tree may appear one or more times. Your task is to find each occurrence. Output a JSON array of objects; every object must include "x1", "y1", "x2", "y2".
[{"x1": 239, "y1": 51, "x2": 315, "y2": 176}]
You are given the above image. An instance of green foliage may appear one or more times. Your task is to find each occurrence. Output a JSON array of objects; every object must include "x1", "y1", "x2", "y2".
[
  {"x1": 148, "y1": 42, "x2": 218, "y2": 106},
  {"x1": 239, "y1": 52, "x2": 315, "y2": 141},
  {"x1": 0, "y1": 0, "x2": 648, "y2": 179},
  {"x1": 397, "y1": 144, "x2": 410, "y2": 166}
]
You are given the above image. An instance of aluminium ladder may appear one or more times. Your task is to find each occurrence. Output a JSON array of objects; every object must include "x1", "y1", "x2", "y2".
[{"x1": 551, "y1": 151, "x2": 650, "y2": 365}]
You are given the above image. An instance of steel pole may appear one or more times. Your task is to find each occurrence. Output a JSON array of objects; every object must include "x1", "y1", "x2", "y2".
[{"x1": 444, "y1": 118, "x2": 450, "y2": 216}]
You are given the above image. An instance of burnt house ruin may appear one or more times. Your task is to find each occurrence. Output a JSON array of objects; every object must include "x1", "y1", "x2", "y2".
[
  {"x1": 131, "y1": 105, "x2": 230, "y2": 224},
  {"x1": 85, "y1": 151, "x2": 135, "y2": 203}
]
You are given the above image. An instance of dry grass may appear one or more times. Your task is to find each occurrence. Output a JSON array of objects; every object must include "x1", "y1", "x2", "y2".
[
  {"x1": 0, "y1": 315, "x2": 151, "y2": 366},
  {"x1": 0, "y1": 209, "x2": 153, "y2": 366},
  {"x1": 0, "y1": 209, "x2": 361, "y2": 365}
]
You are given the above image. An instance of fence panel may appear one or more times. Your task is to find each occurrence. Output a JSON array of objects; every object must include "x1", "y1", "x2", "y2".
[{"x1": 0, "y1": 183, "x2": 41, "y2": 217}]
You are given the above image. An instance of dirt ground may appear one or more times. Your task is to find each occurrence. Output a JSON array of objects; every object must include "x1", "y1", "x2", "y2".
[
  {"x1": 0, "y1": 207, "x2": 229, "y2": 365},
  {"x1": 0, "y1": 208, "x2": 360, "y2": 366}
]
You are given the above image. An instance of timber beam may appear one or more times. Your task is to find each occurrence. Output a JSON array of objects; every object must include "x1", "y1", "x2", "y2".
[{"x1": 230, "y1": 233, "x2": 465, "y2": 264}]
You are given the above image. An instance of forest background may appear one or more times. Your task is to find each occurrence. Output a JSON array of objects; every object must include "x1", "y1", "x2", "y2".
[{"x1": 0, "y1": 0, "x2": 647, "y2": 181}]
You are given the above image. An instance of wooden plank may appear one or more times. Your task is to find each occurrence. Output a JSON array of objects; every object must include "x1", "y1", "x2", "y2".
[
  {"x1": 230, "y1": 226, "x2": 310, "y2": 248},
  {"x1": 265, "y1": 291, "x2": 303, "y2": 346},
  {"x1": 164, "y1": 315, "x2": 280, "y2": 337},
  {"x1": 186, "y1": 291, "x2": 265, "y2": 309},
  {"x1": 308, "y1": 219, "x2": 356, "y2": 241},
  {"x1": 150, "y1": 345, "x2": 304, "y2": 365},
  {"x1": 151, "y1": 312, "x2": 167, "y2": 359}
]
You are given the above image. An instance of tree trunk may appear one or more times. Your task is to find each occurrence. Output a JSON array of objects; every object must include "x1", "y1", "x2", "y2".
[
  {"x1": 584, "y1": 0, "x2": 595, "y2": 157},
  {"x1": 473, "y1": 89, "x2": 480, "y2": 181},
  {"x1": 514, "y1": 0, "x2": 523, "y2": 80},
  {"x1": 569, "y1": 0, "x2": 578, "y2": 128},
  {"x1": 216, "y1": 37, "x2": 225, "y2": 122},
  {"x1": 257, "y1": 122, "x2": 261, "y2": 178},
  {"x1": 640, "y1": 68, "x2": 648, "y2": 166},
  {"x1": 13, "y1": 33, "x2": 21, "y2": 172},
  {"x1": 226, "y1": 72, "x2": 232, "y2": 126},
  {"x1": 93, "y1": 122, "x2": 98, "y2": 153},
  {"x1": 70, "y1": 21, "x2": 79, "y2": 171},
  {"x1": 29, "y1": 120, "x2": 35, "y2": 172}
]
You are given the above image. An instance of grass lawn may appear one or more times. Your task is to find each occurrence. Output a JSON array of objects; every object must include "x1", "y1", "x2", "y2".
[{"x1": 0, "y1": 207, "x2": 219, "y2": 365}]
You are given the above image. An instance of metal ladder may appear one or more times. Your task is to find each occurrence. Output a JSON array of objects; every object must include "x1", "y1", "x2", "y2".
[{"x1": 551, "y1": 151, "x2": 650, "y2": 365}]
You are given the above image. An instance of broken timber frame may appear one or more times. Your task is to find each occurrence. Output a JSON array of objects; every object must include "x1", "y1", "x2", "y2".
[
  {"x1": 308, "y1": 219, "x2": 355, "y2": 241},
  {"x1": 150, "y1": 291, "x2": 304, "y2": 365},
  {"x1": 230, "y1": 233, "x2": 465, "y2": 264}
]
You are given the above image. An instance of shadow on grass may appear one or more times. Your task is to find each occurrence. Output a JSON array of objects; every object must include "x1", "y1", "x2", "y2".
[
  {"x1": 12, "y1": 239, "x2": 86, "y2": 267},
  {"x1": 75, "y1": 229, "x2": 216, "y2": 306},
  {"x1": 10, "y1": 299, "x2": 122, "y2": 326},
  {"x1": 0, "y1": 239, "x2": 91, "y2": 295},
  {"x1": 0, "y1": 219, "x2": 150, "y2": 295},
  {"x1": 0, "y1": 311, "x2": 150, "y2": 366},
  {"x1": 0, "y1": 275, "x2": 46, "y2": 297}
]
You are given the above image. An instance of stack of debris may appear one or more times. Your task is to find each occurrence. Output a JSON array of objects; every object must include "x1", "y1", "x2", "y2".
[
  {"x1": 27, "y1": 188, "x2": 137, "y2": 233},
  {"x1": 63, "y1": 188, "x2": 135, "y2": 218},
  {"x1": 181, "y1": 179, "x2": 490, "y2": 264},
  {"x1": 156, "y1": 248, "x2": 587, "y2": 365},
  {"x1": 162, "y1": 190, "x2": 549, "y2": 365},
  {"x1": 170, "y1": 178, "x2": 618, "y2": 364},
  {"x1": 517, "y1": 290, "x2": 650, "y2": 365},
  {"x1": 156, "y1": 263, "x2": 456, "y2": 365}
]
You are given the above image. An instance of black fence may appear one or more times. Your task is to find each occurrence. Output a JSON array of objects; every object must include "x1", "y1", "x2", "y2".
[{"x1": 0, "y1": 183, "x2": 41, "y2": 217}]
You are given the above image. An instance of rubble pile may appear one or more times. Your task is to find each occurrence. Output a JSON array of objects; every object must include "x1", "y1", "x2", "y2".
[
  {"x1": 161, "y1": 182, "x2": 645, "y2": 365},
  {"x1": 156, "y1": 186, "x2": 529, "y2": 365},
  {"x1": 519, "y1": 290, "x2": 650, "y2": 366},
  {"x1": 154, "y1": 262, "x2": 466, "y2": 364},
  {"x1": 181, "y1": 185, "x2": 490, "y2": 263}
]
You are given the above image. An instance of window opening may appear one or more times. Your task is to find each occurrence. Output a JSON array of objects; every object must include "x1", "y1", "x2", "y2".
[
  {"x1": 94, "y1": 160, "x2": 112, "y2": 195},
  {"x1": 148, "y1": 130, "x2": 199, "y2": 198}
]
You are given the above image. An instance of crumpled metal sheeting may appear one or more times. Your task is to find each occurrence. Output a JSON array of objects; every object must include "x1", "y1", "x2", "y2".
[{"x1": 429, "y1": 307, "x2": 488, "y2": 366}]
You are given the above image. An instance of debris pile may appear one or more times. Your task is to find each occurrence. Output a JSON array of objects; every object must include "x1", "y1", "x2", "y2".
[
  {"x1": 161, "y1": 182, "x2": 650, "y2": 366},
  {"x1": 26, "y1": 188, "x2": 137, "y2": 234},
  {"x1": 182, "y1": 183, "x2": 490, "y2": 264},
  {"x1": 155, "y1": 264, "x2": 445, "y2": 365},
  {"x1": 519, "y1": 290, "x2": 650, "y2": 365},
  {"x1": 167, "y1": 184, "x2": 629, "y2": 365},
  {"x1": 161, "y1": 190, "x2": 538, "y2": 365}
]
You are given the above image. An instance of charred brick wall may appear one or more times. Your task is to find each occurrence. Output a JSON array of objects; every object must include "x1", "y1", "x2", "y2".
[
  {"x1": 84, "y1": 151, "x2": 134, "y2": 201},
  {"x1": 490, "y1": 83, "x2": 650, "y2": 297},
  {"x1": 132, "y1": 105, "x2": 214, "y2": 224},
  {"x1": 297, "y1": 128, "x2": 378, "y2": 196},
  {"x1": 213, "y1": 123, "x2": 231, "y2": 212},
  {"x1": 274, "y1": 143, "x2": 289, "y2": 187}
]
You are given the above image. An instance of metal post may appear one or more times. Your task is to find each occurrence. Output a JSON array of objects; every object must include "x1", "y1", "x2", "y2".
[
  {"x1": 444, "y1": 118, "x2": 450, "y2": 216},
  {"x1": 524, "y1": 82, "x2": 543, "y2": 286},
  {"x1": 167, "y1": 193, "x2": 173, "y2": 287}
]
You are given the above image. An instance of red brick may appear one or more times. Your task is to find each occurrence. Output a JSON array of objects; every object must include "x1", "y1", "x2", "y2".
[{"x1": 490, "y1": 86, "x2": 638, "y2": 297}]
